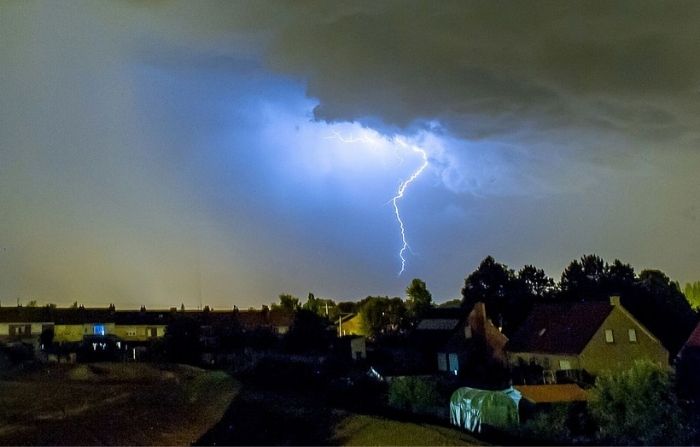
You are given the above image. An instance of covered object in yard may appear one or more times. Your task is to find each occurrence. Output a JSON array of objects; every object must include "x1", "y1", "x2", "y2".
[{"x1": 449, "y1": 386, "x2": 521, "y2": 433}]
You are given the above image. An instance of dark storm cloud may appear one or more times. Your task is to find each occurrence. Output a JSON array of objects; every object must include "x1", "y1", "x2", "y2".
[{"x1": 250, "y1": 0, "x2": 700, "y2": 142}]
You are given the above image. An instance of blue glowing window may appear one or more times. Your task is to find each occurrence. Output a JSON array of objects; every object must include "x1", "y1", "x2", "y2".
[{"x1": 93, "y1": 324, "x2": 105, "y2": 336}]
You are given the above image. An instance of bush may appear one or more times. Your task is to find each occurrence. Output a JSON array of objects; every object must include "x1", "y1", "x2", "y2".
[
  {"x1": 387, "y1": 376, "x2": 441, "y2": 414},
  {"x1": 519, "y1": 404, "x2": 570, "y2": 443},
  {"x1": 519, "y1": 402, "x2": 594, "y2": 444},
  {"x1": 590, "y1": 360, "x2": 691, "y2": 445},
  {"x1": 327, "y1": 373, "x2": 388, "y2": 412}
]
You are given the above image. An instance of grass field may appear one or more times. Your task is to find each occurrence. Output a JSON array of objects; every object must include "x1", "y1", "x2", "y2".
[
  {"x1": 0, "y1": 363, "x2": 237, "y2": 445},
  {"x1": 332, "y1": 414, "x2": 485, "y2": 446}
]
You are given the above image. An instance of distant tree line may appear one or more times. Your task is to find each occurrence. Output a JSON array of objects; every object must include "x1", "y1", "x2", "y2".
[{"x1": 159, "y1": 253, "x2": 697, "y2": 364}]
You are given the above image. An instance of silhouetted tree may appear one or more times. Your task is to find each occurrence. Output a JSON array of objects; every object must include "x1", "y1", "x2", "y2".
[
  {"x1": 405, "y1": 278, "x2": 433, "y2": 323},
  {"x1": 216, "y1": 316, "x2": 244, "y2": 352},
  {"x1": 560, "y1": 254, "x2": 610, "y2": 301},
  {"x1": 162, "y1": 316, "x2": 202, "y2": 365},
  {"x1": 461, "y1": 256, "x2": 531, "y2": 334},
  {"x1": 684, "y1": 281, "x2": 700, "y2": 310},
  {"x1": 518, "y1": 265, "x2": 556, "y2": 300},
  {"x1": 622, "y1": 270, "x2": 698, "y2": 356},
  {"x1": 302, "y1": 292, "x2": 325, "y2": 315},
  {"x1": 358, "y1": 296, "x2": 407, "y2": 338},
  {"x1": 285, "y1": 309, "x2": 333, "y2": 353},
  {"x1": 559, "y1": 255, "x2": 638, "y2": 303},
  {"x1": 275, "y1": 294, "x2": 301, "y2": 313}
]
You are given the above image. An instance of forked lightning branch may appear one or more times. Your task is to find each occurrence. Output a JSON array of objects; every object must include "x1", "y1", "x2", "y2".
[{"x1": 326, "y1": 132, "x2": 429, "y2": 275}]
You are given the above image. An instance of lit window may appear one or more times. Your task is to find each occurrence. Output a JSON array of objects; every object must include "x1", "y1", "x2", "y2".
[
  {"x1": 559, "y1": 360, "x2": 572, "y2": 370},
  {"x1": 605, "y1": 329, "x2": 614, "y2": 343},
  {"x1": 628, "y1": 329, "x2": 637, "y2": 342},
  {"x1": 448, "y1": 353, "x2": 459, "y2": 374},
  {"x1": 93, "y1": 324, "x2": 105, "y2": 336},
  {"x1": 437, "y1": 353, "x2": 447, "y2": 371}
]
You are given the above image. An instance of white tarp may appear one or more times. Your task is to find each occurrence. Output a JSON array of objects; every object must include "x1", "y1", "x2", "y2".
[{"x1": 449, "y1": 386, "x2": 521, "y2": 433}]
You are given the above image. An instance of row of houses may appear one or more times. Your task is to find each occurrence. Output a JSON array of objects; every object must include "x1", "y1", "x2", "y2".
[
  {"x1": 412, "y1": 295, "x2": 669, "y2": 382},
  {"x1": 2, "y1": 295, "x2": 692, "y2": 388},
  {"x1": 0, "y1": 305, "x2": 293, "y2": 347}
]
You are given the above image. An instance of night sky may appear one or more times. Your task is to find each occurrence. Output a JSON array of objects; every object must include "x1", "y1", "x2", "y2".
[{"x1": 2, "y1": 1, "x2": 700, "y2": 308}]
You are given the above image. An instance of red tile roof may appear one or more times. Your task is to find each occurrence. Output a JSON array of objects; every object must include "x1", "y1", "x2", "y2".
[
  {"x1": 683, "y1": 321, "x2": 700, "y2": 349},
  {"x1": 516, "y1": 384, "x2": 588, "y2": 403},
  {"x1": 507, "y1": 302, "x2": 613, "y2": 355}
]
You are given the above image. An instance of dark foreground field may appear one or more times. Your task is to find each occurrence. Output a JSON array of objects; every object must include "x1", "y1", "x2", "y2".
[
  {"x1": 195, "y1": 385, "x2": 484, "y2": 446},
  {"x1": 0, "y1": 363, "x2": 484, "y2": 446},
  {"x1": 0, "y1": 363, "x2": 236, "y2": 445}
]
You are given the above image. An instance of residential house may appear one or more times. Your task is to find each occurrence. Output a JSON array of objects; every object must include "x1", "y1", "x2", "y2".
[
  {"x1": 53, "y1": 308, "x2": 116, "y2": 342},
  {"x1": 0, "y1": 305, "x2": 297, "y2": 364},
  {"x1": 235, "y1": 308, "x2": 294, "y2": 335},
  {"x1": 676, "y1": 320, "x2": 700, "y2": 405},
  {"x1": 438, "y1": 303, "x2": 509, "y2": 387},
  {"x1": 337, "y1": 313, "x2": 363, "y2": 337},
  {"x1": 0, "y1": 307, "x2": 54, "y2": 346},
  {"x1": 412, "y1": 303, "x2": 508, "y2": 379},
  {"x1": 506, "y1": 296, "x2": 668, "y2": 381},
  {"x1": 112, "y1": 310, "x2": 168, "y2": 341},
  {"x1": 333, "y1": 335, "x2": 367, "y2": 361},
  {"x1": 412, "y1": 307, "x2": 467, "y2": 374}
]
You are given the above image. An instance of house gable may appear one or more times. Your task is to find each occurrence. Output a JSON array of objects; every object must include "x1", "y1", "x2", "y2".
[
  {"x1": 506, "y1": 297, "x2": 669, "y2": 377},
  {"x1": 580, "y1": 302, "x2": 668, "y2": 374}
]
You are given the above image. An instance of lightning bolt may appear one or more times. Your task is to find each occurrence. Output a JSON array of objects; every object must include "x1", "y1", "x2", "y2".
[
  {"x1": 391, "y1": 139, "x2": 429, "y2": 275},
  {"x1": 327, "y1": 131, "x2": 429, "y2": 275}
]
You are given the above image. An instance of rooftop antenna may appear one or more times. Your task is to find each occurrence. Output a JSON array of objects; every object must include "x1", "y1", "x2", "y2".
[{"x1": 197, "y1": 236, "x2": 203, "y2": 310}]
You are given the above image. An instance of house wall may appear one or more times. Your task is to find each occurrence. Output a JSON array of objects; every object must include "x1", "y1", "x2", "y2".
[
  {"x1": 339, "y1": 315, "x2": 365, "y2": 336},
  {"x1": 0, "y1": 322, "x2": 52, "y2": 337},
  {"x1": 0, "y1": 322, "x2": 53, "y2": 343},
  {"x1": 350, "y1": 337, "x2": 367, "y2": 360},
  {"x1": 112, "y1": 325, "x2": 166, "y2": 341},
  {"x1": 580, "y1": 305, "x2": 668, "y2": 374},
  {"x1": 54, "y1": 323, "x2": 116, "y2": 342}
]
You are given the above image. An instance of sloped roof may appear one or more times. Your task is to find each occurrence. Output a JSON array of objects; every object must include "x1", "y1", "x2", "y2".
[
  {"x1": 682, "y1": 321, "x2": 700, "y2": 349},
  {"x1": 0, "y1": 306, "x2": 294, "y2": 329},
  {"x1": 416, "y1": 318, "x2": 460, "y2": 330},
  {"x1": 507, "y1": 302, "x2": 613, "y2": 355},
  {"x1": 112, "y1": 311, "x2": 170, "y2": 325},
  {"x1": 414, "y1": 308, "x2": 465, "y2": 332},
  {"x1": 412, "y1": 308, "x2": 467, "y2": 351},
  {"x1": 0, "y1": 307, "x2": 55, "y2": 323},
  {"x1": 515, "y1": 384, "x2": 588, "y2": 403}
]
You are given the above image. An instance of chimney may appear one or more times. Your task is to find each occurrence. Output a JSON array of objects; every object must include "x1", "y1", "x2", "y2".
[
  {"x1": 469, "y1": 302, "x2": 487, "y2": 337},
  {"x1": 609, "y1": 295, "x2": 621, "y2": 306}
]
